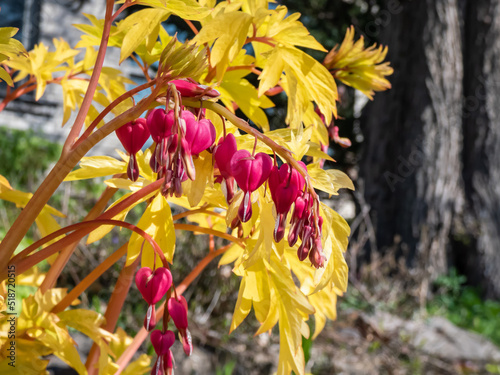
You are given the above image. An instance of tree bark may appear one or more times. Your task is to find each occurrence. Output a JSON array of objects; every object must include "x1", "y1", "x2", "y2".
[
  {"x1": 359, "y1": 0, "x2": 463, "y2": 282},
  {"x1": 460, "y1": 0, "x2": 500, "y2": 297}
]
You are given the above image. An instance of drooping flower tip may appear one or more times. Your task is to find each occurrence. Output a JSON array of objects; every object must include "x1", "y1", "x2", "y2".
[
  {"x1": 144, "y1": 304, "x2": 157, "y2": 331},
  {"x1": 214, "y1": 133, "x2": 237, "y2": 180},
  {"x1": 171, "y1": 79, "x2": 220, "y2": 98},
  {"x1": 167, "y1": 296, "x2": 189, "y2": 330}
]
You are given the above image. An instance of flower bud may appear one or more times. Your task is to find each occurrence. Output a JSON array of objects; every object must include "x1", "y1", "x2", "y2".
[
  {"x1": 167, "y1": 296, "x2": 189, "y2": 330},
  {"x1": 172, "y1": 79, "x2": 220, "y2": 98},
  {"x1": 214, "y1": 134, "x2": 237, "y2": 180}
]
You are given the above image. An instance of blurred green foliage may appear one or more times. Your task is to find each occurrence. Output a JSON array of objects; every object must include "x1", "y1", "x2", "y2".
[
  {"x1": 428, "y1": 269, "x2": 500, "y2": 347},
  {"x1": 0, "y1": 126, "x2": 61, "y2": 190}
]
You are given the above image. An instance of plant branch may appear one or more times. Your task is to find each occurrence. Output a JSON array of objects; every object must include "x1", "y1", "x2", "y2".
[
  {"x1": 40, "y1": 185, "x2": 119, "y2": 293},
  {"x1": 174, "y1": 223, "x2": 245, "y2": 248},
  {"x1": 85, "y1": 254, "x2": 140, "y2": 375},
  {"x1": 51, "y1": 242, "x2": 128, "y2": 314},
  {"x1": 184, "y1": 19, "x2": 199, "y2": 35},
  {"x1": 62, "y1": 0, "x2": 115, "y2": 157},
  {"x1": 12, "y1": 219, "x2": 167, "y2": 275}
]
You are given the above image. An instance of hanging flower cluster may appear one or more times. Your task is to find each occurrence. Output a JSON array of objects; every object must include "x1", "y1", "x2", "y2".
[
  {"x1": 117, "y1": 81, "x2": 329, "y2": 267},
  {"x1": 115, "y1": 80, "x2": 217, "y2": 197},
  {"x1": 119, "y1": 79, "x2": 330, "y2": 374},
  {"x1": 135, "y1": 266, "x2": 192, "y2": 375}
]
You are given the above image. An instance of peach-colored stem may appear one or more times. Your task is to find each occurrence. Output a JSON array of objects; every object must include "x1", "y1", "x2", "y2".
[
  {"x1": 84, "y1": 255, "x2": 139, "y2": 375},
  {"x1": 184, "y1": 19, "x2": 199, "y2": 35},
  {"x1": 172, "y1": 207, "x2": 224, "y2": 221},
  {"x1": 174, "y1": 223, "x2": 245, "y2": 248},
  {"x1": 11, "y1": 219, "x2": 167, "y2": 276},
  {"x1": 114, "y1": 245, "x2": 230, "y2": 374},
  {"x1": 40, "y1": 185, "x2": 119, "y2": 293},
  {"x1": 62, "y1": 0, "x2": 115, "y2": 157}
]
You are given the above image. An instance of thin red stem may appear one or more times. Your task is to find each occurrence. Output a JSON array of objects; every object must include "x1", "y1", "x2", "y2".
[
  {"x1": 184, "y1": 19, "x2": 199, "y2": 35},
  {"x1": 174, "y1": 223, "x2": 245, "y2": 248},
  {"x1": 245, "y1": 36, "x2": 276, "y2": 48},
  {"x1": 51, "y1": 242, "x2": 128, "y2": 314},
  {"x1": 12, "y1": 219, "x2": 167, "y2": 274},
  {"x1": 73, "y1": 79, "x2": 158, "y2": 150},
  {"x1": 62, "y1": 0, "x2": 115, "y2": 157}
]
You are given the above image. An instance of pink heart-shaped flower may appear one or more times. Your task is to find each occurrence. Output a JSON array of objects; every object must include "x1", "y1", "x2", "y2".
[
  {"x1": 150, "y1": 330, "x2": 175, "y2": 356},
  {"x1": 135, "y1": 267, "x2": 172, "y2": 305},
  {"x1": 147, "y1": 108, "x2": 174, "y2": 143},
  {"x1": 230, "y1": 151, "x2": 272, "y2": 193},
  {"x1": 268, "y1": 163, "x2": 305, "y2": 214},
  {"x1": 116, "y1": 118, "x2": 150, "y2": 154},
  {"x1": 183, "y1": 111, "x2": 216, "y2": 155},
  {"x1": 214, "y1": 133, "x2": 237, "y2": 180}
]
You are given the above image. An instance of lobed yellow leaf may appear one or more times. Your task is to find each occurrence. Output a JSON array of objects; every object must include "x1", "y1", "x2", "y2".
[
  {"x1": 324, "y1": 26, "x2": 393, "y2": 99},
  {"x1": 194, "y1": 11, "x2": 252, "y2": 79},
  {"x1": 118, "y1": 8, "x2": 170, "y2": 63},
  {"x1": 127, "y1": 194, "x2": 176, "y2": 268},
  {"x1": 307, "y1": 163, "x2": 354, "y2": 196},
  {"x1": 65, "y1": 156, "x2": 126, "y2": 181},
  {"x1": 264, "y1": 6, "x2": 326, "y2": 52},
  {"x1": 268, "y1": 255, "x2": 314, "y2": 375},
  {"x1": 130, "y1": 0, "x2": 211, "y2": 21},
  {"x1": 218, "y1": 71, "x2": 274, "y2": 131},
  {"x1": 312, "y1": 203, "x2": 350, "y2": 293},
  {"x1": 182, "y1": 150, "x2": 214, "y2": 207}
]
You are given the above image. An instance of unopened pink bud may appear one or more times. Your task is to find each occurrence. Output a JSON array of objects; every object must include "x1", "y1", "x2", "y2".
[
  {"x1": 214, "y1": 134, "x2": 237, "y2": 180},
  {"x1": 167, "y1": 296, "x2": 189, "y2": 330},
  {"x1": 172, "y1": 79, "x2": 220, "y2": 98},
  {"x1": 309, "y1": 238, "x2": 326, "y2": 268}
]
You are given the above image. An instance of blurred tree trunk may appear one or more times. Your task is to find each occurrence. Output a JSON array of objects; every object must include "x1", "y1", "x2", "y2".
[
  {"x1": 359, "y1": 0, "x2": 464, "y2": 288},
  {"x1": 460, "y1": 0, "x2": 500, "y2": 297},
  {"x1": 360, "y1": 0, "x2": 500, "y2": 297}
]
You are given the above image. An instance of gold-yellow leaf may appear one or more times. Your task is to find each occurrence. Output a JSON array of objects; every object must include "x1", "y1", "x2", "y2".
[{"x1": 127, "y1": 194, "x2": 176, "y2": 267}]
